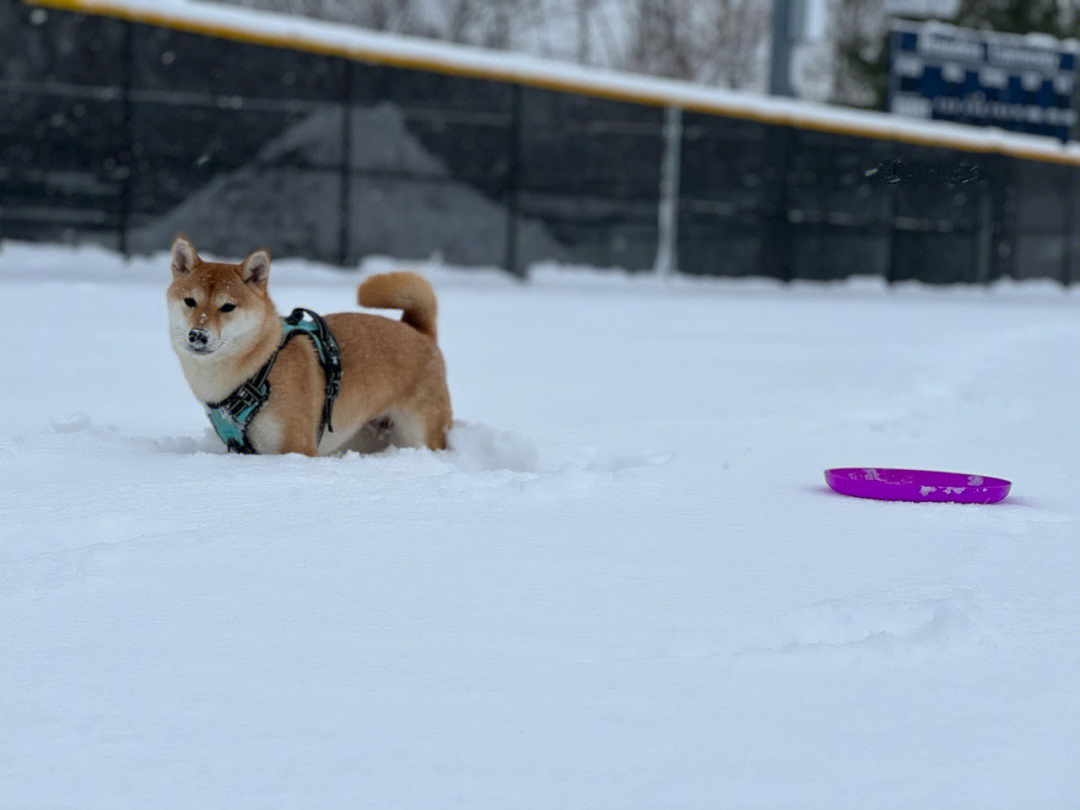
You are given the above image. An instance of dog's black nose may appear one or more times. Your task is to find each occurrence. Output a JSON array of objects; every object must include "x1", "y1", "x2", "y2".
[{"x1": 187, "y1": 328, "x2": 209, "y2": 347}]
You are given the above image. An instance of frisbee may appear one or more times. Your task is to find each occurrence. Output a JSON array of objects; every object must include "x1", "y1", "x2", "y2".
[{"x1": 824, "y1": 468, "x2": 1011, "y2": 504}]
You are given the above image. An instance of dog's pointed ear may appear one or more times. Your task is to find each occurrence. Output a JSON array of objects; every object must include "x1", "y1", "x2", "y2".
[
  {"x1": 240, "y1": 249, "x2": 271, "y2": 288},
  {"x1": 171, "y1": 237, "x2": 198, "y2": 278}
]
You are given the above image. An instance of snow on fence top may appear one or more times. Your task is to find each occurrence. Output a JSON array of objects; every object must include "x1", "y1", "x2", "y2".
[{"x1": 28, "y1": 0, "x2": 1080, "y2": 167}]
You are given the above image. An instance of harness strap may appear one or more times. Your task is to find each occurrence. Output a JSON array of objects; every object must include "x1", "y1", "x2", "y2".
[
  {"x1": 281, "y1": 308, "x2": 342, "y2": 439},
  {"x1": 206, "y1": 308, "x2": 342, "y2": 454}
]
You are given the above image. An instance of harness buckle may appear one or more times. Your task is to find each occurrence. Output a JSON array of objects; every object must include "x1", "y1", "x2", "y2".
[{"x1": 233, "y1": 381, "x2": 265, "y2": 412}]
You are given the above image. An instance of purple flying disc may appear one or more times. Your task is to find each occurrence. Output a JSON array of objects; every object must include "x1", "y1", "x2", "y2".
[{"x1": 824, "y1": 468, "x2": 1011, "y2": 504}]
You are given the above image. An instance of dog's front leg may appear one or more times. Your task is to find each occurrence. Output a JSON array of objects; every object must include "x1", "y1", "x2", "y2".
[
  {"x1": 248, "y1": 411, "x2": 318, "y2": 456},
  {"x1": 277, "y1": 430, "x2": 319, "y2": 457}
]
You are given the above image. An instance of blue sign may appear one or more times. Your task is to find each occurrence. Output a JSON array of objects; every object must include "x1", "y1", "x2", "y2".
[{"x1": 889, "y1": 21, "x2": 1078, "y2": 142}]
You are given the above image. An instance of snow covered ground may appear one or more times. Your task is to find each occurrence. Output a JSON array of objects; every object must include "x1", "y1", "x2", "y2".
[{"x1": 1, "y1": 242, "x2": 1078, "y2": 808}]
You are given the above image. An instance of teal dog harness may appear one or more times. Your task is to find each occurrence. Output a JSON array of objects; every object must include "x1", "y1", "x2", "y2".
[{"x1": 206, "y1": 308, "x2": 342, "y2": 454}]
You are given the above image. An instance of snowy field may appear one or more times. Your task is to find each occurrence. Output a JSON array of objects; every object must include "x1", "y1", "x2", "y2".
[{"x1": 2, "y1": 241, "x2": 1078, "y2": 809}]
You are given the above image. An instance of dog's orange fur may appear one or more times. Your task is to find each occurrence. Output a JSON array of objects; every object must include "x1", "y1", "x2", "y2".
[{"x1": 166, "y1": 238, "x2": 451, "y2": 456}]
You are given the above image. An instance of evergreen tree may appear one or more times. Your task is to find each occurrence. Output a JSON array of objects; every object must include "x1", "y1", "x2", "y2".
[{"x1": 951, "y1": 0, "x2": 1078, "y2": 37}]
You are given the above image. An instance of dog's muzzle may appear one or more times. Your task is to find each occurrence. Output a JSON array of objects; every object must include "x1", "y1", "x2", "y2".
[{"x1": 187, "y1": 328, "x2": 211, "y2": 352}]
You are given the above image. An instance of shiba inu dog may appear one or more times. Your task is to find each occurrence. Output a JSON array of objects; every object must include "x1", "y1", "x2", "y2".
[{"x1": 166, "y1": 237, "x2": 451, "y2": 456}]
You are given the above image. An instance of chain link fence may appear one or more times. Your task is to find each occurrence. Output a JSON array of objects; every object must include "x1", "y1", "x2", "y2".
[{"x1": 2, "y1": 1, "x2": 1078, "y2": 283}]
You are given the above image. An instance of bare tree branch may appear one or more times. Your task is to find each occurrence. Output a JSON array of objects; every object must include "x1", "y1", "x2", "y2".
[{"x1": 221, "y1": 0, "x2": 772, "y2": 90}]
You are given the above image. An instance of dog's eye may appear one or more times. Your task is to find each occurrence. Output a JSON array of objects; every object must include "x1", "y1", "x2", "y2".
[
  {"x1": 183, "y1": 297, "x2": 196, "y2": 308},
  {"x1": 220, "y1": 302, "x2": 236, "y2": 313}
]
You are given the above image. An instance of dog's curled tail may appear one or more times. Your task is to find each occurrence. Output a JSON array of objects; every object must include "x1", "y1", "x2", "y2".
[{"x1": 358, "y1": 271, "x2": 439, "y2": 341}]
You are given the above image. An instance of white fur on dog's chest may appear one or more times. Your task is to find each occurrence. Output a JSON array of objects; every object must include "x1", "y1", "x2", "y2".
[{"x1": 179, "y1": 357, "x2": 238, "y2": 405}]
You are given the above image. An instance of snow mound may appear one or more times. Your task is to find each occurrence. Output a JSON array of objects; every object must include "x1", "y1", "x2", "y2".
[
  {"x1": 736, "y1": 597, "x2": 993, "y2": 661},
  {"x1": 445, "y1": 421, "x2": 539, "y2": 473}
]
